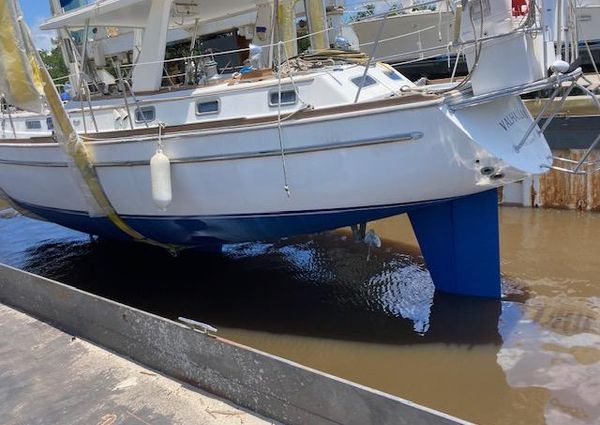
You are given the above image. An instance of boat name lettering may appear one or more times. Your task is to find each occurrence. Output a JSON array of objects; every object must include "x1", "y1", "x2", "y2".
[{"x1": 498, "y1": 107, "x2": 529, "y2": 131}]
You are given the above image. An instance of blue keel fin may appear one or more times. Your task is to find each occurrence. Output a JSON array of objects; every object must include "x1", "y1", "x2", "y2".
[{"x1": 407, "y1": 189, "x2": 501, "y2": 298}]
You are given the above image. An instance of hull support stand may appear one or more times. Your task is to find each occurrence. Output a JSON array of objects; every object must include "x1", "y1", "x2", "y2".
[{"x1": 407, "y1": 189, "x2": 501, "y2": 298}]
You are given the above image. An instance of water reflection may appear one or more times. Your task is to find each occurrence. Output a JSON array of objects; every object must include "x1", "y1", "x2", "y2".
[
  {"x1": 498, "y1": 311, "x2": 600, "y2": 425},
  {"x1": 8, "y1": 225, "x2": 503, "y2": 347}
]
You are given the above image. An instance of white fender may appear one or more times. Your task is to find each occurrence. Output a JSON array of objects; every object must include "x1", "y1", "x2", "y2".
[{"x1": 150, "y1": 149, "x2": 172, "y2": 210}]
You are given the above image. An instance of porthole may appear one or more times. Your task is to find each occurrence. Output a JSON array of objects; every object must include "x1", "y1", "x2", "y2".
[
  {"x1": 269, "y1": 90, "x2": 297, "y2": 106},
  {"x1": 196, "y1": 100, "x2": 220, "y2": 115},
  {"x1": 351, "y1": 75, "x2": 377, "y2": 88},
  {"x1": 25, "y1": 120, "x2": 42, "y2": 130},
  {"x1": 135, "y1": 106, "x2": 156, "y2": 123}
]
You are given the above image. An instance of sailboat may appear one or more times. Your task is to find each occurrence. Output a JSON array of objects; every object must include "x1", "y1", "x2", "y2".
[
  {"x1": 0, "y1": 0, "x2": 588, "y2": 296},
  {"x1": 351, "y1": 0, "x2": 600, "y2": 79}
]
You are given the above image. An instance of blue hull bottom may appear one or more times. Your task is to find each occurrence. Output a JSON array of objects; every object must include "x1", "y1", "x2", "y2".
[{"x1": 15, "y1": 199, "x2": 447, "y2": 246}]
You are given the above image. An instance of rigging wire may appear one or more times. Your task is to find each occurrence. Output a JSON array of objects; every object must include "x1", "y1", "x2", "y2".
[{"x1": 276, "y1": 42, "x2": 291, "y2": 197}]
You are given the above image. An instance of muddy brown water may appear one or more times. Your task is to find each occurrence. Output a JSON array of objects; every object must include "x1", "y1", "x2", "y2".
[{"x1": 0, "y1": 205, "x2": 598, "y2": 425}]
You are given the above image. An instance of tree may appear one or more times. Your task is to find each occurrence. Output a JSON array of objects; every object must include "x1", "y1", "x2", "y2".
[{"x1": 39, "y1": 47, "x2": 69, "y2": 82}]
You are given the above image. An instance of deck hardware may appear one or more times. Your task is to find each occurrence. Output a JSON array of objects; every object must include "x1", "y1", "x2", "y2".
[{"x1": 178, "y1": 317, "x2": 218, "y2": 335}]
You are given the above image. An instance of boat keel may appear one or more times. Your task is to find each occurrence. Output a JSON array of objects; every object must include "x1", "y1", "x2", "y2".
[{"x1": 408, "y1": 189, "x2": 501, "y2": 298}]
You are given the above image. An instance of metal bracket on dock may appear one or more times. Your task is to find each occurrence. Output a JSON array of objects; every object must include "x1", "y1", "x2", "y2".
[{"x1": 178, "y1": 316, "x2": 218, "y2": 336}]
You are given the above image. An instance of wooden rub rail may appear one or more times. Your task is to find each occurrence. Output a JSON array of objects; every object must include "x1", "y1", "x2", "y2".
[{"x1": 0, "y1": 263, "x2": 468, "y2": 425}]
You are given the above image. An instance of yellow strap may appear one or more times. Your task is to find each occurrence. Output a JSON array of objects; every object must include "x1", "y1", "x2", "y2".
[
  {"x1": 0, "y1": 0, "x2": 45, "y2": 113},
  {"x1": 19, "y1": 17, "x2": 180, "y2": 254}
]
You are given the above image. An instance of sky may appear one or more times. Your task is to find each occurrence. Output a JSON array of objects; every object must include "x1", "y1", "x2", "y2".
[
  {"x1": 19, "y1": 0, "x2": 405, "y2": 51},
  {"x1": 20, "y1": 0, "x2": 53, "y2": 50}
]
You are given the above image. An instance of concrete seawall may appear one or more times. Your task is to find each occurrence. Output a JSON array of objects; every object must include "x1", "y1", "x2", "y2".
[{"x1": 0, "y1": 263, "x2": 468, "y2": 425}]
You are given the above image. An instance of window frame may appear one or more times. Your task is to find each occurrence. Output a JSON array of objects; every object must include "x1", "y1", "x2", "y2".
[
  {"x1": 195, "y1": 99, "x2": 220, "y2": 116},
  {"x1": 25, "y1": 120, "x2": 42, "y2": 130},
  {"x1": 350, "y1": 75, "x2": 377, "y2": 89},
  {"x1": 268, "y1": 89, "x2": 298, "y2": 107},
  {"x1": 383, "y1": 69, "x2": 403, "y2": 81},
  {"x1": 134, "y1": 106, "x2": 156, "y2": 123}
]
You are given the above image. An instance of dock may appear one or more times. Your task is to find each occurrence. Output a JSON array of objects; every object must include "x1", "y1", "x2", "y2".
[
  {"x1": 0, "y1": 303, "x2": 272, "y2": 425},
  {"x1": 0, "y1": 263, "x2": 468, "y2": 425}
]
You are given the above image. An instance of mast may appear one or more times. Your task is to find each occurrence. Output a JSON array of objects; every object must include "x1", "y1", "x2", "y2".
[
  {"x1": 304, "y1": 0, "x2": 329, "y2": 50},
  {"x1": 131, "y1": 0, "x2": 174, "y2": 92}
]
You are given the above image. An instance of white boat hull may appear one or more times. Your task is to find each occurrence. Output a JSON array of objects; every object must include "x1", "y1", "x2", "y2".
[{"x1": 0, "y1": 95, "x2": 550, "y2": 246}]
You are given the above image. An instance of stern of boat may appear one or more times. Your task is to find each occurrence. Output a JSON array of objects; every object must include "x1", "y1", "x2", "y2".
[{"x1": 446, "y1": 94, "x2": 552, "y2": 185}]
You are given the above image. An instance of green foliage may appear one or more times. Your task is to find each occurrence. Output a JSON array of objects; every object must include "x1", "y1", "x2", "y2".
[
  {"x1": 296, "y1": 20, "x2": 311, "y2": 54},
  {"x1": 39, "y1": 47, "x2": 69, "y2": 82}
]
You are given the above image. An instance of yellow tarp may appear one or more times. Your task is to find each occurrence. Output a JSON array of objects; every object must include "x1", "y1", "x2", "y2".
[{"x1": 0, "y1": 0, "x2": 44, "y2": 113}]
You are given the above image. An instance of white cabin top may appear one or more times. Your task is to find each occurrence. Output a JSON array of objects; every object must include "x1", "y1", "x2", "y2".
[
  {"x1": 41, "y1": 0, "x2": 274, "y2": 93},
  {"x1": 40, "y1": 0, "x2": 266, "y2": 30}
]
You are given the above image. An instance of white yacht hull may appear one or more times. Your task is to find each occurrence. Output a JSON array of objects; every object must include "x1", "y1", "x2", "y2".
[
  {"x1": 0, "y1": 94, "x2": 550, "y2": 246},
  {"x1": 351, "y1": 4, "x2": 600, "y2": 66}
]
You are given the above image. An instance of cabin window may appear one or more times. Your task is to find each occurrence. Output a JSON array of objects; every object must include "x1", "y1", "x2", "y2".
[
  {"x1": 135, "y1": 106, "x2": 156, "y2": 123},
  {"x1": 46, "y1": 117, "x2": 54, "y2": 130},
  {"x1": 25, "y1": 120, "x2": 42, "y2": 130},
  {"x1": 350, "y1": 75, "x2": 377, "y2": 88},
  {"x1": 269, "y1": 90, "x2": 297, "y2": 106},
  {"x1": 383, "y1": 69, "x2": 403, "y2": 81},
  {"x1": 196, "y1": 100, "x2": 220, "y2": 115}
]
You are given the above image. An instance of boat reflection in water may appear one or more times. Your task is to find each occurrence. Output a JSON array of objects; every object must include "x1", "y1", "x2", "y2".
[{"x1": 0, "y1": 205, "x2": 598, "y2": 425}]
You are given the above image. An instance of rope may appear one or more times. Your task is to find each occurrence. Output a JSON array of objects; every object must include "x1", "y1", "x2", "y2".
[
  {"x1": 437, "y1": 0, "x2": 485, "y2": 93},
  {"x1": 280, "y1": 49, "x2": 369, "y2": 75},
  {"x1": 395, "y1": 0, "x2": 485, "y2": 95},
  {"x1": 276, "y1": 42, "x2": 291, "y2": 197}
]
